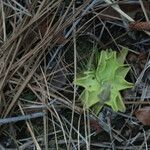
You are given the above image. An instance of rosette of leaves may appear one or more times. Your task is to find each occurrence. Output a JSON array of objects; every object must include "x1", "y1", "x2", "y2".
[{"x1": 74, "y1": 49, "x2": 133, "y2": 114}]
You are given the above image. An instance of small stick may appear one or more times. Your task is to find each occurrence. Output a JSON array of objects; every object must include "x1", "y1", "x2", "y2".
[
  {"x1": 0, "y1": 112, "x2": 46, "y2": 125},
  {"x1": 124, "y1": 101, "x2": 150, "y2": 105}
]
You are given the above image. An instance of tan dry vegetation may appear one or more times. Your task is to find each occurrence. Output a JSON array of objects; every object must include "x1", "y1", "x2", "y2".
[{"x1": 0, "y1": 0, "x2": 150, "y2": 149}]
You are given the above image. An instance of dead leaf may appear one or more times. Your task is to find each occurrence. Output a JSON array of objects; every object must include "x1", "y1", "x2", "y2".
[
  {"x1": 135, "y1": 107, "x2": 150, "y2": 126},
  {"x1": 90, "y1": 119, "x2": 102, "y2": 134}
]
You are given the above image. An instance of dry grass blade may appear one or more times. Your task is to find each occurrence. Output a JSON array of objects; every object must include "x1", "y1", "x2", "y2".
[
  {"x1": 139, "y1": 0, "x2": 149, "y2": 21},
  {"x1": 104, "y1": 0, "x2": 134, "y2": 22},
  {"x1": 3, "y1": 52, "x2": 43, "y2": 118},
  {"x1": 40, "y1": 68, "x2": 49, "y2": 150},
  {"x1": 67, "y1": 1, "x2": 77, "y2": 149},
  {"x1": 0, "y1": 1, "x2": 6, "y2": 41},
  {"x1": 0, "y1": 1, "x2": 83, "y2": 148}
]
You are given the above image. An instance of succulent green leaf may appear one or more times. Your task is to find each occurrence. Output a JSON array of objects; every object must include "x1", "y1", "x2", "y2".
[
  {"x1": 117, "y1": 48, "x2": 128, "y2": 64},
  {"x1": 75, "y1": 71, "x2": 99, "y2": 92},
  {"x1": 80, "y1": 89, "x2": 101, "y2": 108},
  {"x1": 74, "y1": 49, "x2": 133, "y2": 114}
]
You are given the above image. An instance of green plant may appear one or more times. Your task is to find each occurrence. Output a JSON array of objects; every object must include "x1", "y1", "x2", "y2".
[{"x1": 74, "y1": 49, "x2": 133, "y2": 114}]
